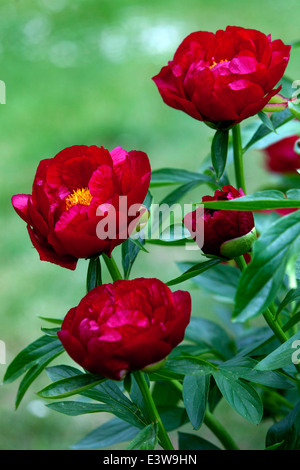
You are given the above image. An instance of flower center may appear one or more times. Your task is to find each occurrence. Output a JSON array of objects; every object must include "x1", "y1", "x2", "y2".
[
  {"x1": 209, "y1": 58, "x2": 228, "y2": 69},
  {"x1": 65, "y1": 187, "x2": 92, "y2": 210}
]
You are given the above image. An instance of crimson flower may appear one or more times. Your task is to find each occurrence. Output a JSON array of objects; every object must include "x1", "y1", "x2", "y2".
[
  {"x1": 183, "y1": 185, "x2": 256, "y2": 258},
  {"x1": 152, "y1": 26, "x2": 290, "y2": 128},
  {"x1": 263, "y1": 135, "x2": 300, "y2": 174},
  {"x1": 57, "y1": 278, "x2": 191, "y2": 380},
  {"x1": 12, "y1": 145, "x2": 151, "y2": 270}
]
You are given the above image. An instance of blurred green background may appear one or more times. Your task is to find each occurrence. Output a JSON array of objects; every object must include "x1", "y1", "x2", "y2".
[{"x1": 1, "y1": 0, "x2": 300, "y2": 450}]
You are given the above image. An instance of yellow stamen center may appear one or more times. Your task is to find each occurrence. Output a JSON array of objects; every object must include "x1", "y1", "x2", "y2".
[
  {"x1": 65, "y1": 187, "x2": 92, "y2": 210},
  {"x1": 209, "y1": 58, "x2": 228, "y2": 69}
]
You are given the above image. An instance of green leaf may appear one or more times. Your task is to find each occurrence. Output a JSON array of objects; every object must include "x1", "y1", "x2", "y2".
[
  {"x1": 233, "y1": 211, "x2": 300, "y2": 322},
  {"x1": 147, "y1": 369, "x2": 184, "y2": 382},
  {"x1": 243, "y1": 107, "x2": 293, "y2": 152},
  {"x1": 147, "y1": 223, "x2": 191, "y2": 245},
  {"x1": 159, "y1": 179, "x2": 211, "y2": 208},
  {"x1": 122, "y1": 191, "x2": 152, "y2": 280},
  {"x1": 15, "y1": 350, "x2": 64, "y2": 409},
  {"x1": 145, "y1": 237, "x2": 192, "y2": 247},
  {"x1": 122, "y1": 238, "x2": 144, "y2": 280},
  {"x1": 45, "y1": 365, "x2": 147, "y2": 428},
  {"x1": 152, "y1": 380, "x2": 182, "y2": 408},
  {"x1": 83, "y1": 382, "x2": 148, "y2": 429},
  {"x1": 150, "y1": 168, "x2": 213, "y2": 187},
  {"x1": 37, "y1": 373, "x2": 106, "y2": 399},
  {"x1": 278, "y1": 75, "x2": 296, "y2": 99},
  {"x1": 178, "y1": 432, "x2": 221, "y2": 450},
  {"x1": 159, "y1": 406, "x2": 188, "y2": 431},
  {"x1": 41, "y1": 327, "x2": 60, "y2": 337},
  {"x1": 276, "y1": 287, "x2": 300, "y2": 317},
  {"x1": 183, "y1": 375, "x2": 210, "y2": 430},
  {"x1": 266, "y1": 403, "x2": 300, "y2": 450},
  {"x1": 126, "y1": 423, "x2": 158, "y2": 450},
  {"x1": 86, "y1": 256, "x2": 102, "y2": 292},
  {"x1": 72, "y1": 418, "x2": 140, "y2": 450},
  {"x1": 220, "y1": 356, "x2": 294, "y2": 389},
  {"x1": 163, "y1": 356, "x2": 217, "y2": 376},
  {"x1": 213, "y1": 370, "x2": 263, "y2": 424},
  {"x1": 235, "y1": 326, "x2": 274, "y2": 358},
  {"x1": 208, "y1": 378, "x2": 223, "y2": 413},
  {"x1": 3, "y1": 335, "x2": 64, "y2": 384},
  {"x1": 37, "y1": 316, "x2": 63, "y2": 325},
  {"x1": 211, "y1": 129, "x2": 229, "y2": 180},
  {"x1": 130, "y1": 375, "x2": 152, "y2": 423},
  {"x1": 46, "y1": 401, "x2": 112, "y2": 416},
  {"x1": 264, "y1": 441, "x2": 285, "y2": 450},
  {"x1": 166, "y1": 258, "x2": 223, "y2": 286},
  {"x1": 45, "y1": 364, "x2": 82, "y2": 381},
  {"x1": 127, "y1": 237, "x2": 149, "y2": 253},
  {"x1": 185, "y1": 316, "x2": 235, "y2": 361},
  {"x1": 255, "y1": 331, "x2": 300, "y2": 371},
  {"x1": 177, "y1": 262, "x2": 240, "y2": 303},
  {"x1": 288, "y1": 100, "x2": 300, "y2": 120},
  {"x1": 257, "y1": 111, "x2": 277, "y2": 133},
  {"x1": 283, "y1": 311, "x2": 300, "y2": 333},
  {"x1": 202, "y1": 189, "x2": 300, "y2": 211}
]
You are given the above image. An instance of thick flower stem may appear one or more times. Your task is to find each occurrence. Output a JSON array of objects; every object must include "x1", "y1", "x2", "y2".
[
  {"x1": 232, "y1": 124, "x2": 246, "y2": 193},
  {"x1": 133, "y1": 370, "x2": 174, "y2": 450},
  {"x1": 262, "y1": 308, "x2": 290, "y2": 345},
  {"x1": 204, "y1": 410, "x2": 239, "y2": 450},
  {"x1": 102, "y1": 253, "x2": 123, "y2": 281},
  {"x1": 234, "y1": 255, "x2": 247, "y2": 271}
]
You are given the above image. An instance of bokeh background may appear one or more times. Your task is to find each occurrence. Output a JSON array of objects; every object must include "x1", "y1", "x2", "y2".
[{"x1": 1, "y1": 0, "x2": 300, "y2": 450}]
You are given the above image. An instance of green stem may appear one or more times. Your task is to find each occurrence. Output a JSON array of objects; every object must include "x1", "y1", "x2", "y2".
[
  {"x1": 102, "y1": 253, "x2": 123, "y2": 281},
  {"x1": 204, "y1": 410, "x2": 239, "y2": 450},
  {"x1": 133, "y1": 370, "x2": 174, "y2": 450},
  {"x1": 234, "y1": 255, "x2": 247, "y2": 271},
  {"x1": 232, "y1": 124, "x2": 246, "y2": 193},
  {"x1": 263, "y1": 308, "x2": 290, "y2": 345}
]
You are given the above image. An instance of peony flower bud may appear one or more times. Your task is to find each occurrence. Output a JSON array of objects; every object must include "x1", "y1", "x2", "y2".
[
  {"x1": 57, "y1": 278, "x2": 191, "y2": 380},
  {"x1": 183, "y1": 185, "x2": 256, "y2": 258},
  {"x1": 220, "y1": 228, "x2": 257, "y2": 258}
]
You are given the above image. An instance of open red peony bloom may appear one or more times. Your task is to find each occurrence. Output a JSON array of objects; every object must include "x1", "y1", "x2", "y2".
[
  {"x1": 12, "y1": 145, "x2": 151, "y2": 270},
  {"x1": 152, "y1": 26, "x2": 291, "y2": 128},
  {"x1": 263, "y1": 135, "x2": 300, "y2": 174},
  {"x1": 183, "y1": 185, "x2": 256, "y2": 258},
  {"x1": 57, "y1": 278, "x2": 191, "y2": 380}
]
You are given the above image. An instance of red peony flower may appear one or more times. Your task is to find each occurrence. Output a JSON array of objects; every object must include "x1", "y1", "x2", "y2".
[
  {"x1": 183, "y1": 185, "x2": 256, "y2": 258},
  {"x1": 152, "y1": 26, "x2": 291, "y2": 128},
  {"x1": 12, "y1": 145, "x2": 151, "y2": 270},
  {"x1": 57, "y1": 278, "x2": 191, "y2": 380},
  {"x1": 263, "y1": 135, "x2": 300, "y2": 174}
]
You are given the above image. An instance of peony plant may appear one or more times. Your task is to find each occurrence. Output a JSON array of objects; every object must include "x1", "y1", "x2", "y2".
[{"x1": 5, "y1": 26, "x2": 300, "y2": 451}]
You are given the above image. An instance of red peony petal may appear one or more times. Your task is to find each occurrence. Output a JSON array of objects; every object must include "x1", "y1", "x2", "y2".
[
  {"x1": 27, "y1": 225, "x2": 77, "y2": 269},
  {"x1": 11, "y1": 194, "x2": 30, "y2": 222}
]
